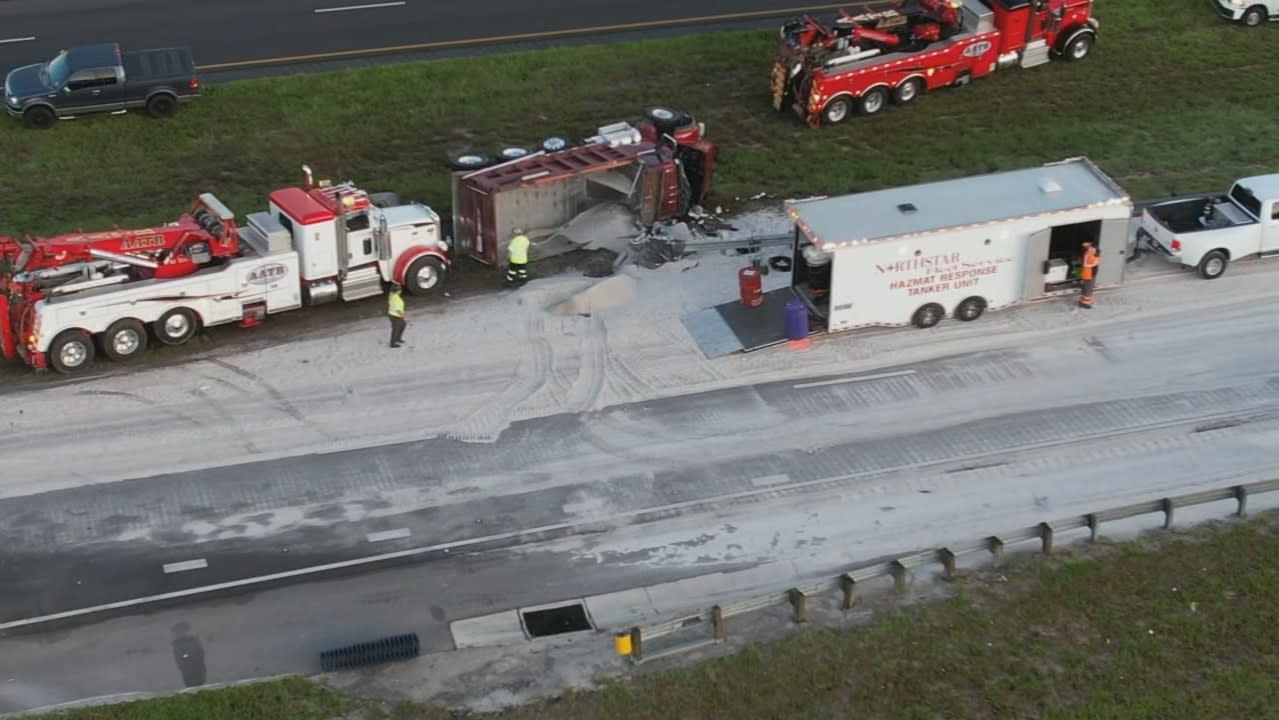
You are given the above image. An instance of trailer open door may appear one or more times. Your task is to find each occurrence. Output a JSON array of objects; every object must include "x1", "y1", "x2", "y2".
[{"x1": 1022, "y1": 227, "x2": 1053, "y2": 301}]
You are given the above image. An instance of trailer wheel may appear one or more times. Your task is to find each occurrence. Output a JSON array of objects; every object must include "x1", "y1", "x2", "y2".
[
  {"x1": 821, "y1": 97, "x2": 853, "y2": 125},
  {"x1": 405, "y1": 256, "x2": 446, "y2": 295},
  {"x1": 154, "y1": 308, "x2": 199, "y2": 345},
  {"x1": 1243, "y1": 6, "x2": 1265, "y2": 25},
  {"x1": 1063, "y1": 32, "x2": 1094, "y2": 62},
  {"x1": 911, "y1": 303, "x2": 945, "y2": 329},
  {"x1": 50, "y1": 330, "x2": 95, "y2": 374},
  {"x1": 146, "y1": 93, "x2": 178, "y2": 118},
  {"x1": 23, "y1": 106, "x2": 56, "y2": 130},
  {"x1": 497, "y1": 146, "x2": 532, "y2": 161},
  {"x1": 101, "y1": 319, "x2": 148, "y2": 361},
  {"x1": 448, "y1": 152, "x2": 493, "y2": 171},
  {"x1": 1197, "y1": 250, "x2": 1229, "y2": 280},
  {"x1": 893, "y1": 79, "x2": 924, "y2": 105},
  {"x1": 954, "y1": 296, "x2": 987, "y2": 322},
  {"x1": 858, "y1": 88, "x2": 889, "y2": 115}
]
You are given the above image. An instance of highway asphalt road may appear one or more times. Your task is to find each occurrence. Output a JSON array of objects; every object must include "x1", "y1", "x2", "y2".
[
  {"x1": 4, "y1": 289, "x2": 1279, "y2": 711},
  {"x1": 0, "y1": 0, "x2": 839, "y2": 78}
]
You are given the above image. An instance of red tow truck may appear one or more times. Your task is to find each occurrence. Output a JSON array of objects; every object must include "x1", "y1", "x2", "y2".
[{"x1": 771, "y1": 0, "x2": 1100, "y2": 127}]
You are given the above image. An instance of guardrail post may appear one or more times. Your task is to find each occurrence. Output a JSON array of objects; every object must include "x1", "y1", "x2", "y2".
[
  {"x1": 987, "y1": 536, "x2": 1006, "y2": 567},
  {"x1": 1039, "y1": 522, "x2": 1055, "y2": 555},
  {"x1": 1235, "y1": 485, "x2": 1249, "y2": 517},
  {"x1": 891, "y1": 560, "x2": 910, "y2": 594},
  {"x1": 1161, "y1": 497, "x2": 1175, "y2": 529},
  {"x1": 629, "y1": 626, "x2": 643, "y2": 663},
  {"x1": 787, "y1": 588, "x2": 808, "y2": 624},
  {"x1": 711, "y1": 605, "x2": 726, "y2": 642},
  {"x1": 840, "y1": 573, "x2": 857, "y2": 609},
  {"x1": 1086, "y1": 513, "x2": 1100, "y2": 542},
  {"x1": 938, "y1": 548, "x2": 958, "y2": 580}
]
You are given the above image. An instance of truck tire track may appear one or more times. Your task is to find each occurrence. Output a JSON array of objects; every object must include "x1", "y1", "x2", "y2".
[
  {"x1": 446, "y1": 314, "x2": 555, "y2": 443},
  {"x1": 205, "y1": 358, "x2": 337, "y2": 442},
  {"x1": 561, "y1": 314, "x2": 609, "y2": 414}
]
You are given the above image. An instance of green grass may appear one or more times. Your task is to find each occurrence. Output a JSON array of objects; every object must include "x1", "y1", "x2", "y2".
[
  {"x1": 1, "y1": 2, "x2": 1275, "y2": 236},
  {"x1": 24, "y1": 514, "x2": 1279, "y2": 720}
]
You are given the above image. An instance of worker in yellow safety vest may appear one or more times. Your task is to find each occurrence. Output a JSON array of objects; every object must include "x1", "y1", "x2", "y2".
[
  {"x1": 387, "y1": 283, "x2": 406, "y2": 347},
  {"x1": 506, "y1": 227, "x2": 530, "y2": 288},
  {"x1": 1078, "y1": 242, "x2": 1098, "y2": 309}
]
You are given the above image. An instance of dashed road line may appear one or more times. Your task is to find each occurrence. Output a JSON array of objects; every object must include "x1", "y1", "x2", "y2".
[
  {"x1": 367, "y1": 528, "x2": 412, "y2": 543},
  {"x1": 162, "y1": 559, "x2": 208, "y2": 574},
  {"x1": 314, "y1": 1, "x2": 405, "y2": 12},
  {"x1": 0, "y1": 37, "x2": 36, "y2": 45}
]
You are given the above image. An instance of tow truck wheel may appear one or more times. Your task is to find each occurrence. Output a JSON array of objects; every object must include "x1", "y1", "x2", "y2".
[
  {"x1": 1063, "y1": 33, "x2": 1095, "y2": 61},
  {"x1": 1243, "y1": 6, "x2": 1265, "y2": 25},
  {"x1": 821, "y1": 98, "x2": 853, "y2": 125},
  {"x1": 893, "y1": 79, "x2": 923, "y2": 105},
  {"x1": 858, "y1": 88, "x2": 889, "y2": 115},
  {"x1": 23, "y1": 106, "x2": 55, "y2": 130},
  {"x1": 154, "y1": 308, "x2": 199, "y2": 345},
  {"x1": 405, "y1": 256, "x2": 446, "y2": 295},
  {"x1": 955, "y1": 296, "x2": 987, "y2": 322},
  {"x1": 911, "y1": 303, "x2": 945, "y2": 329},
  {"x1": 101, "y1": 319, "x2": 148, "y2": 361},
  {"x1": 1197, "y1": 250, "x2": 1229, "y2": 280},
  {"x1": 50, "y1": 330, "x2": 95, "y2": 374}
]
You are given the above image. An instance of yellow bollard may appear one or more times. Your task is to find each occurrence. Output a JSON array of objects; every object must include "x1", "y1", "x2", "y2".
[{"x1": 614, "y1": 631, "x2": 633, "y2": 656}]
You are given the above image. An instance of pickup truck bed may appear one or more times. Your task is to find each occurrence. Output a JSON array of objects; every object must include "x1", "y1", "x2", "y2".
[{"x1": 1145, "y1": 195, "x2": 1258, "y2": 234}]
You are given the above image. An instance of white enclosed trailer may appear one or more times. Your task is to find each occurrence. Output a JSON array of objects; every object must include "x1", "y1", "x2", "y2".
[{"x1": 684, "y1": 158, "x2": 1135, "y2": 356}]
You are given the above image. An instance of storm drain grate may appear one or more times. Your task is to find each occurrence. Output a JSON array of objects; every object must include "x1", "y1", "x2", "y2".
[
  {"x1": 319, "y1": 632, "x2": 420, "y2": 671},
  {"x1": 521, "y1": 602, "x2": 594, "y2": 638}
]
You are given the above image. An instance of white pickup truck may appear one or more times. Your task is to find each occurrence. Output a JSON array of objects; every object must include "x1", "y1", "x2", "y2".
[
  {"x1": 1136, "y1": 174, "x2": 1279, "y2": 279},
  {"x1": 1211, "y1": 0, "x2": 1278, "y2": 26}
]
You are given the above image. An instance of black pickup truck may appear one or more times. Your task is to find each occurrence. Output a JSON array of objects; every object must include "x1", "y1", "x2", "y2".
[{"x1": 3, "y1": 43, "x2": 200, "y2": 129}]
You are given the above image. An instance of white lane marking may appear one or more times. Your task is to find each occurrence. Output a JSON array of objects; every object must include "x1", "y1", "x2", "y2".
[
  {"x1": 0, "y1": 37, "x2": 36, "y2": 45},
  {"x1": 314, "y1": 1, "x2": 405, "y2": 13},
  {"x1": 367, "y1": 528, "x2": 412, "y2": 543},
  {"x1": 749, "y1": 474, "x2": 792, "y2": 488},
  {"x1": 162, "y1": 559, "x2": 208, "y2": 574},
  {"x1": 793, "y1": 369, "x2": 917, "y2": 390}
]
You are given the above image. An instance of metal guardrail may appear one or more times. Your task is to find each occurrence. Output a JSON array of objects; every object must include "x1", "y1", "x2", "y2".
[{"x1": 614, "y1": 478, "x2": 1279, "y2": 663}]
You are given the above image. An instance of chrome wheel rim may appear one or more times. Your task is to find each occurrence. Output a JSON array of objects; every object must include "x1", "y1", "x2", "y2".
[
  {"x1": 113, "y1": 329, "x2": 141, "y2": 355},
  {"x1": 164, "y1": 314, "x2": 190, "y2": 338},
  {"x1": 60, "y1": 341, "x2": 88, "y2": 368},
  {"x1": 416, "y1": 264, "x2": 438, "y2": 289}
]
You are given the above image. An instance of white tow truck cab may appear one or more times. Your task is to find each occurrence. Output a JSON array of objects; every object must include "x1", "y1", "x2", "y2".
[{"x1": 1137, "y1": 174, "x2": 1279, "y2": 279}]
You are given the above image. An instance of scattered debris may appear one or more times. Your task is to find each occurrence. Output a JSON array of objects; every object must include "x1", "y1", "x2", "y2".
[{"x1": 551, "y1": 275, "x2": 638, "y2": 317}]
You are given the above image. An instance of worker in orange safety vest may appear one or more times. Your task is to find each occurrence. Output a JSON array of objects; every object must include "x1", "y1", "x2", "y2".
[{"x1": 1078, "y1": 242, "x2": 1098, "y2": 309}]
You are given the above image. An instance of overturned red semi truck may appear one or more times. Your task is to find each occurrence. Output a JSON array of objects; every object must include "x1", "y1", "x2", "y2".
[{"x1": 450, "y1": 107, "x2": 716, "y2": 268}]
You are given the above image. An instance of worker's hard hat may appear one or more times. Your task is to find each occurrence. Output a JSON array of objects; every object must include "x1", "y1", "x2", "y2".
[{"x1": 512, "y1": 227, "x2": 524, "y2": 235}]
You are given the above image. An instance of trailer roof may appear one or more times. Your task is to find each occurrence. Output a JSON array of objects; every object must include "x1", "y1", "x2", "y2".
[
  {"x1": 269, "y1": 187, "x2": 336, "y2": 225},
  {"x1": 785, "y1": 157, "x2": 1132, "y2": 250},
  {"x1": 460, "y1": 142, "x2": 655, "y2": 193}
]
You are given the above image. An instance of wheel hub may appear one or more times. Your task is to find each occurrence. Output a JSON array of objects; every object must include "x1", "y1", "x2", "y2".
[
  {"x1": 416, "y1": 265, "x2": 438, "y2": 289},
  {"x1": 60, "y1": 342, "x2": 87, "y2": 368},
  {"x1": 113, "y1": 329, "x2": 140, "y2": 355},
  {"x1": 165, "y1": 315, "x2": 190, "y2": 337}
]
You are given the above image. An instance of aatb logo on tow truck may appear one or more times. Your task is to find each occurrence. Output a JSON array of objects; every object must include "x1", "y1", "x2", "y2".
[{"x1": 247, "y1": 263, "x2": 288, "y2": 285}]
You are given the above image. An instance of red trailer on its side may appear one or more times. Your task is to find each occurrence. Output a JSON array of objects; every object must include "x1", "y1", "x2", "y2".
[{"x1": 771, "y1": 0, "x2": 1100, "y2": 127}]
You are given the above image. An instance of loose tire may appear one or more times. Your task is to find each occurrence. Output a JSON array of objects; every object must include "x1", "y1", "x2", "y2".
[
  {"x1": 1243, "y1": 6, "x2": 1265, "y2": 25},
  {"x1": 859, "y1": 88, "x2": 889, "y2": 115},
  {"x1": 101, "y1": 319, "x2": 148, "y2": 361},
  {"x1": 1197, "y1": 250, "x2": 1229, "y2": 280},
  {"x1": 911, "y1": 303, "x2": 945, "y2": 329},
  {"x1": 146, "y1": 93, "x2": 178, "y2": 118},
  {"x1": 405, "y1": 256, "x2": 446, "y2": 295},
  {"x1": 821, "y1": 97, "x2": 853, "y2": 125},
  {"x1": 893, "y1": 78, "x2": 923, "y2": 105},
  {"x1": 50, "y1": 330, "x2": 95, "y2": 374},
  {"x1": 447, "y1": 152, "x2": 493, "y2": 171},
  {"x1": 154, "y1": 308, "x2": 199, "y2": 345},
  {"x1": 24, "y1": 106, "x2": 56, "y2": 130},
  {"x1": 955, "y1": 296, "x2": 987, "y2": 322},
  {"x1": 1063, "y1": 33, "x2": 1094, "y2": 62}
]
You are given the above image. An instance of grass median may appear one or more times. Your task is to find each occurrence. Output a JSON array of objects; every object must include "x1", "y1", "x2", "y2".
[
  {"x1": 1, "y1": 2, "x2": 1276, "y2": 236},
  {"x1": 25, "y1": 513, "x2": 1279, "y2": 719}
]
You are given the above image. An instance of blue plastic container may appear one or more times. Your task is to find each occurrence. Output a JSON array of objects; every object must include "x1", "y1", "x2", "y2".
[{"x1": 784, "y1": 298, "x2": 809, "y2": 342}]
